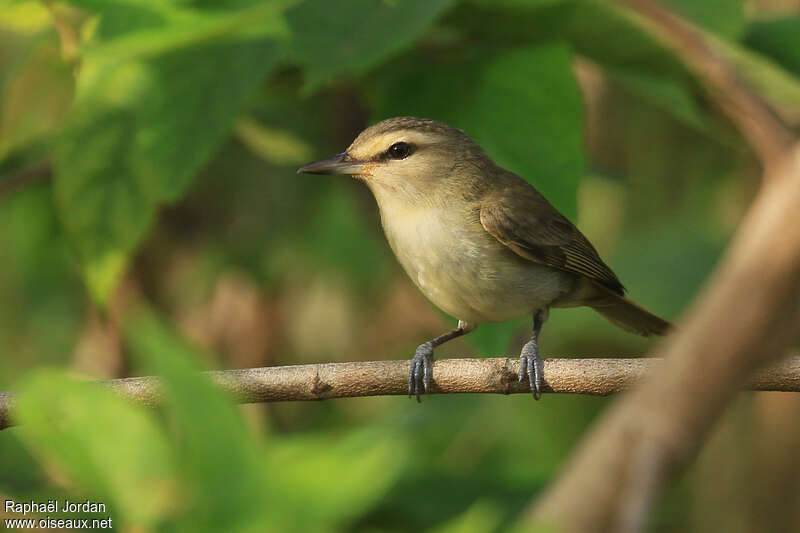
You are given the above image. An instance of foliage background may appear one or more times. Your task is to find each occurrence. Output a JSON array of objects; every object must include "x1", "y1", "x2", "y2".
[{"x1": 1, "y1": 0, "x2": 799, "y2": 531}]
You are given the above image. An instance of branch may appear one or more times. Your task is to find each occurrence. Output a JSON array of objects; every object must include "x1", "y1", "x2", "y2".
[
  {"x1": 531, "y1": 109, "x2": 800, "y2": 533},
  {"x1": 527, "y1": 2, "x2": 800, "y2": 530},
  {"x1": 2, "y1": 357, "x2": 800, "y2": 431}
]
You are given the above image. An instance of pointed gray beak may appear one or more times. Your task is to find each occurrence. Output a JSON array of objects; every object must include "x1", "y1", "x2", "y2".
[{"x1": 297, "y1": 153, "x2": 366, "y2": 175}]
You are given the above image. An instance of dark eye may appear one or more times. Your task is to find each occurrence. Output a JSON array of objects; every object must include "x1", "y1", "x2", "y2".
[{"x1": 388, "y1": 142, "x2": 411, "y2": 160}]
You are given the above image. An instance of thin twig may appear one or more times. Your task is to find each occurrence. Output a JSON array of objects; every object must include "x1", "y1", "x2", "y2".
[{"x1": 2, "y1": 356, "x2": 799, "y2": 431}]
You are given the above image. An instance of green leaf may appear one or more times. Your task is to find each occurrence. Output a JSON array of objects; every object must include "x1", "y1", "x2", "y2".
[
  {"x1": 467, "y1": 0, "x2": 564, "y2": 6},
  {"x1": 80, "y1": 2, "x2": 293, "y2": 64},
  {"x1": 265, "y1": 429, "x2": 408, "y2": 531},
  {"x1": 13, "y1": 369, "x2": 176, "y2": 528},
  {"x1": 0, "y1": 2, "x2": 52, "y2": 35},
  {"x1": 472, "y1": 45, "x2": 584, "y2": 220},
  {"x1": 428, "y1": 499, "x2": 503, "y2": 533},
  {"x1": 287, "y1": 0, "x2": 456, "y2": 89},
  {"x1": 124, "y1": 309, "x2": 272, "y2": 532},
  {"x1": 303, "y1": 184, "x2": 391, "y2": 290},
  {"x1": 613, "y1": 7, "x2": 800, "y2": 127},
  {"x1": 54, "y1": 15, "x2": 288, "y2": 305},
  {"x1": 467, "y1": 318, "x2": 528, "y2": 356},
  {"x1": 660, "y1": 0, "x2": 746, "y2": 39},
  {"x1": 495, "y1": 1, "x2": 799, "y2": 143},
  {"x1": 607, "y1": 69, "x2": 708, "y2": 133},
  {"x1": 0, "y1": 36, "x2": 73, "y2": 161},
  {"x1": 450, "y1": 1, "x2": 690, "y2": 80},
  {"x1": 234, "y1": 116, "x2": 313, "y2": 166},
  {"x1": 66, "y1": 0, "x2": 174, "y2": 38},
  {"x1": 124, "y1": 308, "x2": 410, "y2": 532},
  {"x1": 448, "y1": 1, "x2": 710, "y2": 135},
  {"x1": 744, "y1": 17, "x2": 800, "y2": 77},
  {"x1": 0, "y1": 184, "x2": 83, "y2": 378}
]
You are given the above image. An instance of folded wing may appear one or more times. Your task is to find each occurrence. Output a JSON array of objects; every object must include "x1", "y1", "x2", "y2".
[{"x1": 479, "y1": 187, "x2": 625, "y2": 296}]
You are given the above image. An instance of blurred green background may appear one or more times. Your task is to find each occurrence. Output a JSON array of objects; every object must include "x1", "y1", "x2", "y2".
[{"x1": 1, "y1": 0, "x2": 799, "y2": 531}]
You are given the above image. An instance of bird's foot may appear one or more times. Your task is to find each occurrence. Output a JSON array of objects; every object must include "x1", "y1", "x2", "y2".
[
  {"x1": 408, "y1": 342, "x2": 434, "y2": 402},
  {"x1": 519, "y1": 339, "x2": 543, "y2": 400}
]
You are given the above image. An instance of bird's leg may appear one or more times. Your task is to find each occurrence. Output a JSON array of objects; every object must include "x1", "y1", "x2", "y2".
[
  {"x1": 409, "y1": 320, "x2": 474, "y2": 402},
  {"x1": 519, "y1": 308, "x2": 549, "y2": 400}
]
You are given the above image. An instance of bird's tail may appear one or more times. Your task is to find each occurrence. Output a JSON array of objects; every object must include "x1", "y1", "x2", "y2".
[{"x1": 589, "y1": 290, "x2": 672, "y2": 337}]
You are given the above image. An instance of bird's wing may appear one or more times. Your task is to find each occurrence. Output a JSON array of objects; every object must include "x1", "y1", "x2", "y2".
[{"x1": 479, "y1": 187, "x2": 625, "y2": 295}]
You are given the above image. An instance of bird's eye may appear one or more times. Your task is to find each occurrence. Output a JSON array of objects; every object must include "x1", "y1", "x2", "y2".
[{"x1": 387, "y1": 142, "x2": 411, "y2": 160}]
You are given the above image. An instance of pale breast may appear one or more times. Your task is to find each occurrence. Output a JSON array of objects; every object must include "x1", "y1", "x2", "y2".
[{"x1": 378, "y1": 205, "x2": 572, "y2": 323}]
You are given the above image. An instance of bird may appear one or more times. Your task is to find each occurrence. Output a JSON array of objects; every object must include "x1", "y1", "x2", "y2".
[{"x1": 298, "y1": 117, "x2": 671, "y2": 401}]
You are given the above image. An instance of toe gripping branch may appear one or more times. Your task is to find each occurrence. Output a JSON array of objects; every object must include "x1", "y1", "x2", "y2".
[
  {"x1": 519, "y1": 308, "x2": 548, "y2": 400},
  {"x1": 519, "y1": 339, "x2": 543, "y2": 400},
  {"x1": 408, "y1": 323, "x2": 470, "y2": 402},
  {"x1": 408, "y1": 342, "x2": 434, "y2": 402}
]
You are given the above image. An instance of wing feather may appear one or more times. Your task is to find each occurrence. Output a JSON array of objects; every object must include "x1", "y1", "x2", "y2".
[{"x1": 479, "y1": 188, "x2": 624, "y2": 295}]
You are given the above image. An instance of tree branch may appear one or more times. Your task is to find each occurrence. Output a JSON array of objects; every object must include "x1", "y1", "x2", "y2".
[
  {"x1": 2, "y1": 356, "x2": 799, "y2": 431},
  {"x1": 526, "y1": 2, "x2": 800, "y2": 531}
]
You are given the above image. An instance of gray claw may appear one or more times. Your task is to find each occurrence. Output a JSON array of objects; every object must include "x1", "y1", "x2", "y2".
[
  {"x1": 409, "y1": 342, "x2": 434, "y2": 402},
  {"x1": 520, "y1": 339, "x2": 543, "y2": 400}
]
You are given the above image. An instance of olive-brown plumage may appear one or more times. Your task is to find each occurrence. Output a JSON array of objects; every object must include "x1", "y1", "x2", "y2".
[{"x1": 298, "y1": 117, "x2": 671, "y2": 400}]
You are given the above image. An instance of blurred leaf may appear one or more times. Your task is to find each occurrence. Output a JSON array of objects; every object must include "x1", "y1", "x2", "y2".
[
  {"x1": 467, "y1": 318, "x2": 527, "y2": 357},
  {"x1": 0, "y1": 186, "x2": 83, "y2": 380},
  {"x1": 0, "y1": 429, "x2": 45, "y2": 493},
  {"x1": 125, "y1": 309, "x2": 271, "y2": 532},
  {"x1": 54, "y1": 11, "x2": 289, "y2": 305},
  {"x1": 428, "y1": 499, "x2": 503, "y2": 533},
  {"x1": 450, "y1": 1, "x2": 690, "y2": 80},
  {"x1": 0, "y1": 37, "x2": 73, "y2": 161},
  {"x1": 80, "y1": 2, "x2": 294, "y2": 64},
  {"x1": 607, "y1": 69, "x2": 708, "y2": 133},
  {"x1": 477, "y1": 1, "x2": 800, "y2": 135},
  {"x1": 612, "y1": 219, "x2": 725, "y2": 318},
  {"x1": 448, "y1": 1, "x2": 717, "y2": 136},
  {"x1": 287, "y1": 0, "x2": 455, "y2": 89},
  {"x1": 0, "y1": 2, "x2": 51, "y2": 34},
  {"x1": 303, "y1": 184, "x2": 391, "y2": 290},
  {"x1": 467, "y1": 0, "x2": 564, "y2": 6},
  {"x1": 472, "y1": 45, "x2": 584, "y2": 219},
  {"x1": 370, "y1": 48, "x2": 481, "y2": 134},
  {"x1": 266, "y1": 429, "x2": 408, "y2": 531},
  {"x1": 660, "y1": 0, "x2": 745, "y2": 39},
  {"x1": 70, "y1": 0, "x2": 171, "y2": 38},
  {"x1": 13, "y1": 369, "x2": 176, "y2": 528},
  {"x1": 611, "y1": 6, "x2": 800, "y2": 124},
  {"x1": 125, "y1": 308, "x2": 407, "y2": 532},
  {"x1": 234, "y1": 116, "x2": 313, "y2": 165},
  {"x1": 744, "y1": 17, "x2": 800, "y2": 77}
]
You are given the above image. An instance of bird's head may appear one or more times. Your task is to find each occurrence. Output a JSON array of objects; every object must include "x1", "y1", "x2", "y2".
[{"x1": 298, "y1": 117, "x2": 490, "y2": 205}]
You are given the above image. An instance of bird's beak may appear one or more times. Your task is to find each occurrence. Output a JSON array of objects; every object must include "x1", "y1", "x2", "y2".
[{"x1": 296, "y1": 153, "x2": 366, "y2": 175}]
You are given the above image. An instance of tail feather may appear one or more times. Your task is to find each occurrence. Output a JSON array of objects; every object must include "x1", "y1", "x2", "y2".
[{"x1": 589, "y1": 291, "x2": 672, "y2": 337}]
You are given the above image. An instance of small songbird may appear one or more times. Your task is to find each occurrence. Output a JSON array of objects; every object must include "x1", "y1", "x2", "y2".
[{"x1": 298, "y1": 117, "x2": 671, "y2": 400}]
